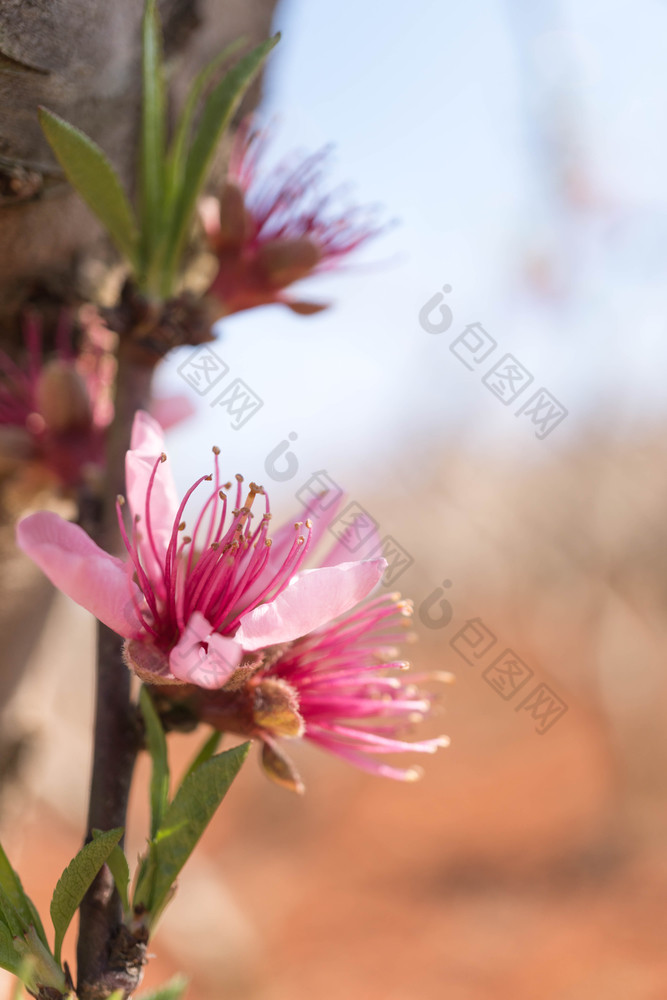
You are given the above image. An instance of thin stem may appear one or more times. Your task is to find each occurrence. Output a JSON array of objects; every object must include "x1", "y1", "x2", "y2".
[{"x1": 76, "y1": 347, "x2": 154, "y2": 1000}]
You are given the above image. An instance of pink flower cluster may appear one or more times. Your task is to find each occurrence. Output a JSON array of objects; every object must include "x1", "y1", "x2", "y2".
[{"x1": 17, "y1": 413, "x2": 447, "y2": 789}]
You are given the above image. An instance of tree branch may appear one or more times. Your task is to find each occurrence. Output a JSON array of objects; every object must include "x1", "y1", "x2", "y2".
[{"x1": 76, "y1": 350, "x2": 154, "y2": 1000}]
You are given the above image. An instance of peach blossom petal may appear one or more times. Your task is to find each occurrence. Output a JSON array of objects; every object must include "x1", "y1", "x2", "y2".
[
  {"x1": 236, "y1": 558, "x2": 386, "y2": 651},
  {"x1": 169, "y1": 612, "x2": 243, "y2": 688},
  {"x1": 16, "y1": 512, "x2": 142, "y2": 638}
]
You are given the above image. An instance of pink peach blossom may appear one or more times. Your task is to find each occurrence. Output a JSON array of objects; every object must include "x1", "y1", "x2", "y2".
[
  {"x1": 16, "y1": 411, "x2": 385, "y2": 689},
  {"x1": 194, "y1": 592, "x2": 450, "y2": 791},
  {"x1": 0, "y1": 311, "x2": 106, "y2": 486},
  {"x1": 202, "y1": 120, "x2": 384, "y2": 317}
]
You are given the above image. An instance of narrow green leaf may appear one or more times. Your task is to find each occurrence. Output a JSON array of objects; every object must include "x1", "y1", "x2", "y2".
[
  {"x1": 137, "y1": 975, "x2": 188, "y2": 1000},
  {"x1": 0, "y1": 845, "x2": 45, "y2": 945},
  {"x1": 165, "y1": 38, "x2": 246, "y2": 208},
  {"x1": 140, "y1": 0, "x2": 167, "y2": 275},
  {"x1": 182, "y1": 729, "x2": 222, "y2": 784},
  {"x1": 0, "y1": 923, "x2": 21, "y2": 976},
  {"x1": 140, "y1": 687, "x2": 170, "y2": 839},
  {"x1": 164, "y1": 36, "x2": 279, "y2": 283},
  {"x1": 0, "y1": 887, "x2": 23, "y2": 938},
  {"x1": 107, "y1": 844, "x2": 131, "y2": 917},
  {"x1": 131, "y1": 844, "x2": 158, "y2": 924},
  {"x1": 135, "y1": 743, "x2": 249, "y2": 922},
  {"x1": 24, "y1": 898, "x2": 48, "y2": 950},
  {"x1": 92, "y1": 831, "x2": 130, "y2": 916},
  {"x1": 50, "y1": 827, "x2": 123, "y2": 965},
  {"x1": 38, "y1": 107, "x2": 140, "y2": 268},
  {"x1": 0, "y1": 845, "x2": 25, "y2": 914}
]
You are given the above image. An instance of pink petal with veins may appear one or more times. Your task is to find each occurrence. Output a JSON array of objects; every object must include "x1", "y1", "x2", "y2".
[
  {"x1": 236, "y1": 558, "x2": 386, "y2": 651},
  {"x1": 126, "y1": 410, "x2": 179, "y2": 529},
  {"x1": 169, "y1": 612, "x2": 242, "y2": 688},
  {"x1": 16, "y1": 511, "x2": 142, "y2": 638}
]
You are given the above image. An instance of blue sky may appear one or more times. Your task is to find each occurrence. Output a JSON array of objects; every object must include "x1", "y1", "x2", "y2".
[{"x1": 159, "y1": 0, "x2": 667, "y2": 498}]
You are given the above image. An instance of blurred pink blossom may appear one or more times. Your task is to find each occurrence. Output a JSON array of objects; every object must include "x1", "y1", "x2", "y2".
[{"x1": 202, "y1": 121, "x2": 384, "y2": 317}]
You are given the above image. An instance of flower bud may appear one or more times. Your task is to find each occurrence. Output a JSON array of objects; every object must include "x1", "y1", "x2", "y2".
[
  {"x1": 253, "y1": 678, "x2": 304, "y2": 737},
  {"x1": 35, "y1": 360, "x2": 92, "y2": 434},
  {"x1": 257, "y1": 238, "x2": 322, "y2": 289},
  {"x1": 261, "y1": 740, "x2": 305, "y2": 795},
  {"x1": 203, "y1": 183, "x2": 250, "y2": 252}
]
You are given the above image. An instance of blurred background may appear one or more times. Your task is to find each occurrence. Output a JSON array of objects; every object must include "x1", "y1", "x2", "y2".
[{"x1": 4, "y1": 0, "x2": 667, "y2": 997}]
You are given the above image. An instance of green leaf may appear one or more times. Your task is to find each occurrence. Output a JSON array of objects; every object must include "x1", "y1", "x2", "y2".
[
  {"x1": 137, "y1": 975, "x2": 188, "y2": 1000},
  {"x1": 182, "y1": 728, "x2": 222, "y2": 784},
  {"x1": 50, "y1": 827, "x2": 123, "y2": 965},
  {"x1": 165, "y1": 38, "x2": 246, "y2": 210},
  {"x1": 0, "y1": 923, "x2": 21, "y2": 977},
  {"x1": 140, "y1": 687, "x2": 170, "y2": 839},
  {"x1": 140, "y1": 0, "x2": 167, "y2": 279},
  {"x1": 13, "y1": 927, "x2": 67, "y2": 995},
  {"x1": 134, "y1": 743, "x2": 249, "y2": 923},
  {"x1": 0, "y1": 844, "x2": 45, "y2": 946},
  {"x1": 163, "y1": 36, "x2": 279, "y2": 284},
  {"x1": 38, "y1": 107, "x2": 140, "y2": 268},
  {"x1": 0, "y1": 888, "x2": 22, "y2": 938},
  {"x1": 92, "y1": 831, "x2": 130, "y2": 916}
]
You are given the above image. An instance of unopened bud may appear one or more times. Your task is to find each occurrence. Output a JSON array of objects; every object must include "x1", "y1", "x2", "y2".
[
  {"x1": 257, "y1": 238, "x2": 322, "y2": 289},
  {"x1": 261, "y1": 739, "x2": 305, "y2": 794},
  {"x1": 206, "y1": 183, "x2": 251, "y2": 251},
  {"x1": 253, "y1": 678, "x2": 304, "y2": 737},
  {"x1": 35, "y1": 360, "x2": 92, "y2": 434}
]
